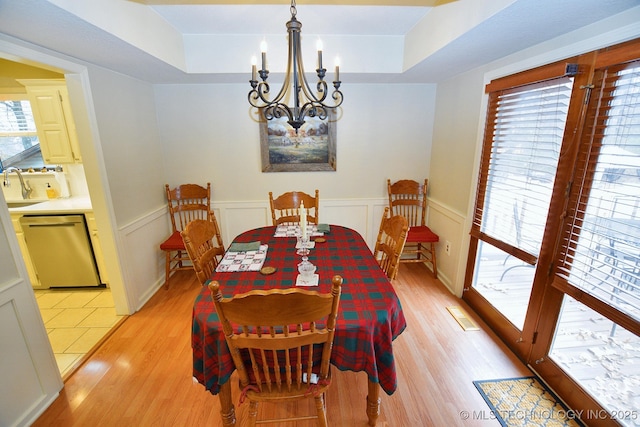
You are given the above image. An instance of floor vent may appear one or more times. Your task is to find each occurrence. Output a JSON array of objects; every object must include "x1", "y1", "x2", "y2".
[{"x1": 446, "y1": 306, "x2": 479, "y2": 331}]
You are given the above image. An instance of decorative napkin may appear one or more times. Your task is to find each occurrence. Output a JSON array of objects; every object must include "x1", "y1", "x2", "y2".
[
  {"x1": 316, "y1": 224, "x2": 330, "y2": 233},
  {"x1": 228, "y1": 241, "x2": 261, "y2": 252},
  {"x1": 295, "y1": 240, "x2": 315, "y2": 249},
  {"x1": 274, "y1": 224, "x2": 325, "y2": 237},
  {"x1": 216, "y1": 244, "x2": 268, "y2": 272},
  {"x1": 296, "y1": 273, "x2": 319, "y2": 286}
]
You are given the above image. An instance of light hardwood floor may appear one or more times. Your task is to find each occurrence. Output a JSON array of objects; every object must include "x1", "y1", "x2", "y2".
[{"x1": 33, "y1": 263, "x2": 531, "y2": 426}]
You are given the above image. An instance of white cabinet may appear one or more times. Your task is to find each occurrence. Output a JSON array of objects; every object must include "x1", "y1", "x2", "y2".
[{"x1": 18, "y1": 79, "x2": 82, "y2": 164}]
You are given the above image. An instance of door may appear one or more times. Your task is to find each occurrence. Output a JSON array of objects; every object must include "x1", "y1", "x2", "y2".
[
  {"x1": 531, "y1": 47, "x2": 640, "y2": 423},
  {"x1": 0, "y1": 193, "x2": 62, "y2": 426},
  {"x1": 464, "y1": 38, "x2": 640, "y2": 425},
  {"x1": 463, "y1": 56, "x2": 582, "y2": 351}
]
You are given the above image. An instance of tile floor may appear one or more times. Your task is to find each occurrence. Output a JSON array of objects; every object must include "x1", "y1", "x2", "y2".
[{"x1": 34, "y1": 287, "x2": 124, "y2": 377}]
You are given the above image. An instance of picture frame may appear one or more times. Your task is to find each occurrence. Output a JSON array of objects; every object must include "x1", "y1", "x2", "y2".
[{"x1": 260, "y1": 108, "x2": 337, "y2": 172}]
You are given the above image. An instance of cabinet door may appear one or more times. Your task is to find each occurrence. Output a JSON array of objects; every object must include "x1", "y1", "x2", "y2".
[
  {"x1": 28, "y1": 86, "x2": 75, "y2": 164},
  {"x1": 57, "y1": 86, "x2": 82, "y2": 163},
  {"x1": 85, "y1": 213, "x2": 109, "y2": 285},
  {"x1": 20, "y1": 79, "x2": 82, "y2": 164},
  {"x1": 10, "y1": 215, "x2": 40, "y2": 288}
]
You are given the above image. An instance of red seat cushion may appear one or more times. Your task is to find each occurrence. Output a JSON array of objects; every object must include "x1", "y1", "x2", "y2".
[
  {"x1": 160, "y1": 230, "x2": 185, "y2": 251},
  {"x1": 406, "y1": 225, "x2": 439, "y2": 243}
]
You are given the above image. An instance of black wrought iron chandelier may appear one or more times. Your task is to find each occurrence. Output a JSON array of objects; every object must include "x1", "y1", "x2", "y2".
[{"x1": 248, "y1": 0, "x2": 343, "y2": 131}]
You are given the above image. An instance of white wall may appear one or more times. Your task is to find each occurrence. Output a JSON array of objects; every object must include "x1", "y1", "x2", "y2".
[
  {"x1": 153, "y1": 82, "x2": 436, "y2": 246},
  {"x1": 429, "y1": 7, "x2": 640, "y2": 296},
  {"x1": 88, "y1": 68, "x2": 166, "y2": 226},
  {"x1": 154, "y1": 83, "x2": 436, "y2": 200},
  {"x1": 84, "y1": 66, "x2": 169, "y2": 310}
]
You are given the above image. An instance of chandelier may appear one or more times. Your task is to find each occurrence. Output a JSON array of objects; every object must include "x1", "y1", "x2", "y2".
[{"x1": 248, "y1": 0, "x2": 343, "y2": 131}]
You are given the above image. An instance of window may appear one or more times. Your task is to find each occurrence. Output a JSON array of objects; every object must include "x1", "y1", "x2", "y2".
[
  {"x1": 554, "y1": 60, "x2": 640, "y2": 328},
  {"x1": 0, "y1": 96, "x2": 44, "y2": 171},
  {"x1": 475, "y1": 77, "x2": 571, "y2": 252},
  {"x1": 468, "y1": 71, "x2": 573, "y2": 328}
]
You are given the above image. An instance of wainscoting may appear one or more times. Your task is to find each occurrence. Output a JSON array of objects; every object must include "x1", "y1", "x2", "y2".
[{"x1": 117, "y1": 196, "x2": 469, "y2": 313}]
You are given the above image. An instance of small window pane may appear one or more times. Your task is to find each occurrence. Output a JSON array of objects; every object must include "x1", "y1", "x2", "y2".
[
  {"x1": 549, "y1": 296, "x2": 640, "y2": 426},
  {"x1": 0, "y1": 99, "x2": 43, "y2": 170}
]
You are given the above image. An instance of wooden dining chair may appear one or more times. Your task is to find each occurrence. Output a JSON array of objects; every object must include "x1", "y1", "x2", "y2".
[
  {"x1": 208, "y1": 275, "x2": 343, "y2": 427},
  {"x1": 181, "y1": 218, "x2": 225, "y2": 285},
  {"x1": 269, "y1": 190, "x2": 319, "y2": 226},
  {"x1": 374, "y1": 207, "x2": 409, "y2": 280},
  {"x1": 387, "y1": 179, "x2": 440, "y2": 278},
  {"x1": 159, "y1": 183, "x2": 212, "y2": 289}
]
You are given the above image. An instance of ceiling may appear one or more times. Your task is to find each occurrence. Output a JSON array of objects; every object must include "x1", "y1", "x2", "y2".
[{"x1": 0, "y1": 0, "x2": 638, "y2": 84}]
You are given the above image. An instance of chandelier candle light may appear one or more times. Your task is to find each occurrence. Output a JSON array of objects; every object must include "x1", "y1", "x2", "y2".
[{"x1": 248, "y1": 0, "x2": 343, "y2": 132}]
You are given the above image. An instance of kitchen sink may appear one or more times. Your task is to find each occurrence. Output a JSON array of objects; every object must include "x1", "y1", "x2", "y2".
[{"x1": 7, "y1": 201, "x2": 45, "y2": 208}]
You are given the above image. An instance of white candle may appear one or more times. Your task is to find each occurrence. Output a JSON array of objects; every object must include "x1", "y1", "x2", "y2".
[
  {"x1": 251, "y1": 56, "x2": 257, "y2": 80},
  {"x1": 299, "y1": 201, "x2": 307, "y2": 240},
  {"x1": 316, "y1": 39, "x2": 323, "y2": 69},
  {"x1": 260, "y1": 40, "x2": 268, "y2": 71}
]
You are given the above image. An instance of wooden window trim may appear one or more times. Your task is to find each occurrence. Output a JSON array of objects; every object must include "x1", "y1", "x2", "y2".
[{"x1": 485, "y1": 56, "x2": 579, "y2": 93}]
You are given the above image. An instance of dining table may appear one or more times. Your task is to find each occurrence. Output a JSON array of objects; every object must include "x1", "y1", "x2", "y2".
[{"x1": 192, "y1": 224, "x2": 407, "y2": 426}]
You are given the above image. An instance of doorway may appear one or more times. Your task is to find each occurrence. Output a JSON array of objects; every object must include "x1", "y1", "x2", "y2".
[{"x1": 1, "y1": 57, "x2": 122, "y2": 378}]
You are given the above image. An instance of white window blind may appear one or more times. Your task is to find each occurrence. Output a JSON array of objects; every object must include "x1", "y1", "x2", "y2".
[
  {"x1": 474, "y1": 77, "x2": 573, "y2": 259},
  {"x1": 556, "y1": 62, "x2": 640, "y2": 323},
  {"x1": 0, "y1": 99, "x2": 40, "y2": 169},
  {"x1": 0, "y1": 100, "x2": 37, "y2": 134}
]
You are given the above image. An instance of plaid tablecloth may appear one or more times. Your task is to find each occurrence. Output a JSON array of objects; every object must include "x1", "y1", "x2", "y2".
[{"x1": 192, "y1": 225, "x2": 407, "y2": 396}]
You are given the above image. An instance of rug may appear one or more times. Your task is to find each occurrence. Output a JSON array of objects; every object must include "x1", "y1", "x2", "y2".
[{"x1": 473, "y1": 376, "x2": 585, "y2": 427}]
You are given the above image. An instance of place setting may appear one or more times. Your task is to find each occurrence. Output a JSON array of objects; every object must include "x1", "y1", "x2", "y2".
[{"x1": 215, "y1": 240, "x2": 268, "y2": 272}]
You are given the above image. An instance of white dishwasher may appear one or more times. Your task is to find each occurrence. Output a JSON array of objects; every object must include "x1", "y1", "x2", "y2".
[{"x1": 20, "y1": 214, "x2": 102, "y2": 288}]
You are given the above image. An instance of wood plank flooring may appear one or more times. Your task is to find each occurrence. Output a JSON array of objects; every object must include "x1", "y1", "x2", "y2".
[{"x1": 33, "y1": 263, "x2": 531, "y2": 426}]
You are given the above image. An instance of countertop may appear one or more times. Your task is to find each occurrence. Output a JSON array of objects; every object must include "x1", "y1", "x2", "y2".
[{"x1": 7, "y1": 196, "x2": 93, "y2": 215}]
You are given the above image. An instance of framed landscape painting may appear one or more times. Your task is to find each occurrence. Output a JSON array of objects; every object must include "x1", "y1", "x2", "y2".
[{"x1": 260, "y1": 108, "x2": 337, "y2": 172}]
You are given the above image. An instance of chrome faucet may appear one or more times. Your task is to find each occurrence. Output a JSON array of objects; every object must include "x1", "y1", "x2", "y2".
[{"x1": 3, "y1": 167, "x2": 33, "y2": 199}]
